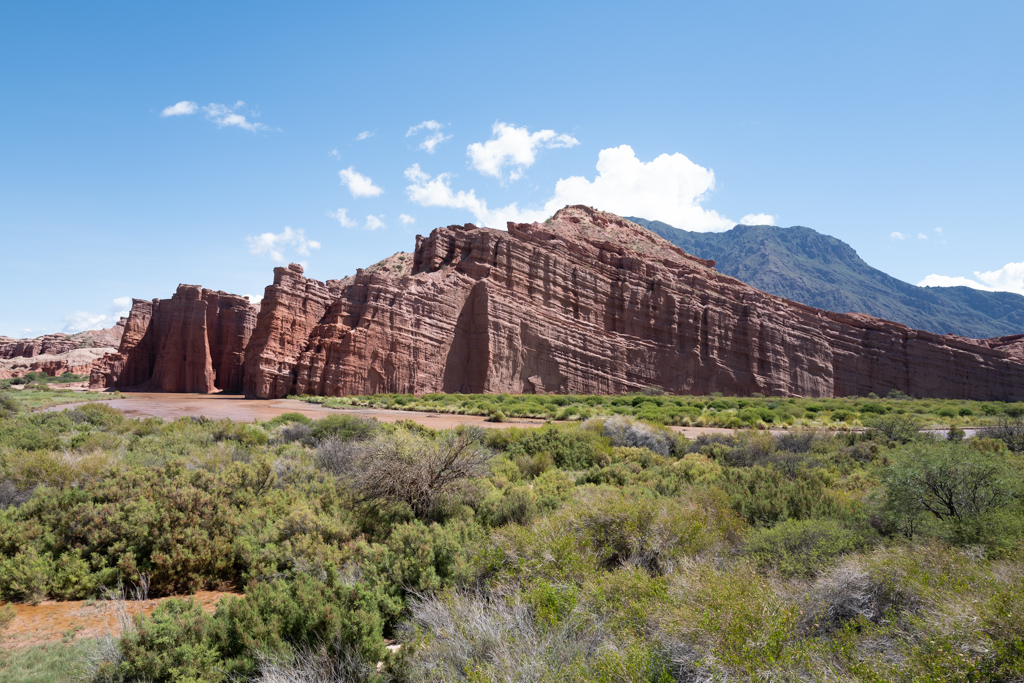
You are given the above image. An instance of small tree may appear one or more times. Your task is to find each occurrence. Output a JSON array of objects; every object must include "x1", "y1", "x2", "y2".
[
  {"x1": 317, "y1": 429, "x2": 491, "y2": 518},
  {"x1": 867, "y1": 413, "x2": 920, "y2": 444},
  {"x1": 881, "y1": 442, "x2": 1020, "y2": 539},
  {"x1": 981, "y1": 416, "x2": 1024, "y2": 453}
]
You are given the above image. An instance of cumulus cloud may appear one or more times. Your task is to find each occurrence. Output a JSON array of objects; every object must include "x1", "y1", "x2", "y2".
[
  {"x1": 356, "y1": 130, "x2": 374, "y2": 140},
  {"x1": 159, "y1": 100, "x2": 270, "y2": 132},
  {"x1": 918, "y1": 261, "x2": 1024, "y2": 296},
  {"x1": 112, "y1": 296, "x2": 132, "y2": 319},
  {"x1": 399, "y1": 214, "x2": 415, "y2": 225},
  {"x1": 405, "y1": 146, "x2": 775, "y2": 232},
  {"x1": 365, "y1": 215, "x2": 385, "y2": 231},
  {"x1": 62, "y1": 312, "x2": 107, "y2": 334},
  {"x1": 329, "y1": 208, "x2": 357, "y2": 228},
  {"x1": 339, "y1": 166, "x2": 383, "y2": 197},
  {"x1": 891, "y1": 232, "x2": 907, "y2": 240},
  {"x1": 739, "y1": 213, "x2": 778, "y2": 226},
  {"x1": 160, "y1": 100, "x2": 198, "y2": 117},
  {"x1": 329, "y1": 149, "x2": 340, "y2": 160},
  {"x1": 467, "y1": 122, "x2": 579, "y2": 182},
  {"x1": 917, "y1": 233, "x2": 929, "y2": 240},
  {"x1": 244, "y1": 294, "x2": 264, "y2": 305},
  {"x1": 975, "y1": 261, "x2": 1024, "y2": 295},
  {"x1": 246, "y1": 226, "x2": 321, "y2": 263},
  {"x1": 406, "y1": 120, "x2": 452, "y2": 153}
]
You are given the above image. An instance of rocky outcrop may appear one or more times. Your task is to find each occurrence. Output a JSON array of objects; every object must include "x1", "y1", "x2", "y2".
[
  {"x1": 242, "y1": 264, "x2": 346, "y2": 399},
  {"x1": 1, "y1": 348, "x2": 116, "y2": 380},
  {"x1": 0, "y1": 320, "x2": 125, "y2": 360},
  {"x1": 252, "y1": 206, "x2": 1024, "y2": 400},
  {"x1": 88, "y1": 206, "x2": 1024, "y2": 401},
  {"x1": 90, "y1": 287, "x2": 257, "y2": 393}
]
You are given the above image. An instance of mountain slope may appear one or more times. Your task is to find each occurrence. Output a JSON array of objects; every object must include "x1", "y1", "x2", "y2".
[{"x1": 628, "y1": 217, "x2": 1024, "y2": 338}]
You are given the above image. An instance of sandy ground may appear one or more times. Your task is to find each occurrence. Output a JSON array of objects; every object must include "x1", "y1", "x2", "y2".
[
  {"x1": 48, "y1": 392, "x2": 776, "y2": 436},
  {"x1": 51, "y1": 393, "x2": 551, "y2": 430},
  {"x1": 2, "y1": 591, "x2": 238, "y2": 649}
]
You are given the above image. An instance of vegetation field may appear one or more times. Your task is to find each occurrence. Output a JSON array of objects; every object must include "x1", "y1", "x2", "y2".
[
  {"x1": 294, "y1": 390, "x2": 1024, "y2": 430},
  {"x1": 1, "y1": 396, "x2": 1023, "y2": 680},
  {"x1": 0, "y1": 384, "x2": 121, "y2": 415}
]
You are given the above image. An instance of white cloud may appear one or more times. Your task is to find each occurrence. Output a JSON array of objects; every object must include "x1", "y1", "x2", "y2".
[
  {"x1": 917, "y1": 233, "x2": 928, "y2": 240},
  {"x1": 112, "y1": 296, "x2": 132, "y2": 319},
  {"x1": 329, "y1": 149, "x2": 340, "y2": 160},
  {"x1": 203, "y1": 101, "x2": 269, "y2": 132},
  {"x1": 160, "y1": 100, "x2": 198, "y2": 117},
  {"x1": 244, "y1": 294, "x2": 264, "y2": 305},
  {"x1": 975, "y1": 261, "x2": 1024, "y2": 295},
  {"x1": 246, "y1": 226, "x2": 321, "y2": 263},
  {"x1": 918, "y1": 261, "x2": 1024, "y2": 296},
  {"x1": 399, "y1": 214, "x2": 415, "y2": 225},
  {"x1": 405, "y1": 146, "x2": 777, "y2": 232},
  {"x1": 356, "y1": 131, "x2": 374, "y2": 140},
  {"x1": 63, "y1": 312, "x2": 107, "y2": 334},
  {"x1": 365, "y1": 215, "x2": 385, "y2": 231},
  {"x1": 467, "y1": 122, "x2": 579, "y2": 182},
  {"x1": 739, "y1": 213, "x2": 777, "y2": 226},
  {"x1": 406, "y1": 120, "x2": 452, "y2": 153},
  {"x1": 935, "y1": 227, "x2": 943, "y2": 233},
  {"x1": 160, "y1": 100, "x2": 270, "y2": 131},
  {"x1": 329, "y1": 208, "x2": 357, "y2": 228},
  {"x1": 339, "y1": 166, "x2": 383, "y2": 197},
  {"x1": 891, "y1": 232, "x2": 907, "y2": 240},
  {"x1": 918, "y1": 274, "x2": 991, "y2": 290}
]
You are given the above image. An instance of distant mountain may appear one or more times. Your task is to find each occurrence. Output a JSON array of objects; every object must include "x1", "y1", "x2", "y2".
[{"x1": 627, "y1": 217, "x2": 1024, "y2": 339}]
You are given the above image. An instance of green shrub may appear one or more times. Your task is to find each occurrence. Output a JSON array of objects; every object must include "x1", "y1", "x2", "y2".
[
  {"x1": 505, "y1": 427, "x2": 604, "y2": 470},
  {"x1": 744, "y1": 518, "x2": 873, "y2": 577},
  {"x1": 308, "y1": 414, "x2": 379, "y2": 443}
]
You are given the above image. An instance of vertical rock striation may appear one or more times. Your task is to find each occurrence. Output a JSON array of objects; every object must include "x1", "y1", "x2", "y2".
[
  {"x1": 242, "y1": 263, "x2": 345, "y2": 399},
  {"x1": 90, "y1": 286, "x2": 257, "y2": 392}
]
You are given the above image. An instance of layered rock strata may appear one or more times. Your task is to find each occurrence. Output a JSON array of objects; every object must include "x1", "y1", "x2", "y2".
[
  {"x1": 268, "y1": 206, "x2": 1024, "y2": 400},
  {"x1": 91, "y1": 287, "x2": 256, "y2": 393},
  {"x1": 1, "y1": 321, "x2": 125, "y2": 359},
  {"x1": 242, "y1": 264, "x2": 346, "y2": 399},
  {"x1": 92, "y1": 206, "x2": 1024, "y2": 401}
]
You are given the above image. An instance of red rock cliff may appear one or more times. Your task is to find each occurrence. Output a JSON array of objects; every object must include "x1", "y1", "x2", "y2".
[
  {"x1": 242, "y1": 264, "x2": 345, "y2": 399},
  {"x1": 91, "y1": 286, "x2": 257, "y2": 392},
  {"x1": 240, "y1": 206, "x2": 1024, "y2": 400}
]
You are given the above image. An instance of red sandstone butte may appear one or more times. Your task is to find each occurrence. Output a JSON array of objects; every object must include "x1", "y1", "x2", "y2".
[
  {"x1": 257, "y1": 206, "x2": 1024, "y2": 400},
  {"x1": 91, "y1": 286, "x2": 257, "y2": 393},
  {"x1": 242, "y1": 263, "x2": 346, "y2": 399},
  {"x1": 93, "y1": 206, "x2": 1024, "y2": 400}
]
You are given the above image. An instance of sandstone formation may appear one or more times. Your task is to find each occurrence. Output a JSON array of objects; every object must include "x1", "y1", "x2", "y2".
[
  {"x1": 92, "y1": 206, "x2": 1024, "y2": 401},
  {"x1": 0, "y1": 348, "x2": 115, "y2": 380},
  {"x1": 0, "y1": 320, "x2": 125, "y2": 360},
  {"x1": 91, "y1": 287, "x2": 257, "y2": 393},
  {"x1": 242, "y1": 264, "x2": 347, "y2": 399}
]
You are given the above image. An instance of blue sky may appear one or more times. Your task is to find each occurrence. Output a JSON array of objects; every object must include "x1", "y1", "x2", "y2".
[{"x1": 2, "y1": 1, "x2": 1023, "y2": 338}]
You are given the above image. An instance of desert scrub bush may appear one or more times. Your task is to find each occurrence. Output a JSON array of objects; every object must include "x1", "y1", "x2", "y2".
[
  {"x1": 797, "y1": 559, "x2": 918, "y2": 636},
  {"x1": 880, "y1": 441, "x2": 1023, "y2": 547},
  {"x1": 317, "y1": 428, "x2": 491, "y2": 519},
  {"x1": 399, "y1": 587, "x2": 673, "y2": 683},
  {"x1": 744, "y1": 518, "x2": 875, "y2": 578},
  {"x1": 596, "y1": 415, "x2": 674, "y2": 456},
  {"x1": 504, "y1": 425, "x2": 607, "y2": 470},
  {"x1": 493, "y1": 488, "x2": 742, "y2": 585},
  {"x1": 866, "y1": 412, "x2": 922, "y2": 443},
  {"x1": 660, "y1": 561, "x2": 799, "y2": 674},
  {"x1": 720, "y1": 465, "x2": 849, "y2": 526},
  {"x1": 980, "y1": 415, "x2": 1024, "y2": 453},
  {"x1": 308, "y1": 414, "x2": 379, "y2": 444}
]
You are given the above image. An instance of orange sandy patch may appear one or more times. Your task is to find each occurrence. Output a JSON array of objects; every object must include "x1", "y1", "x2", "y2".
[{"x1": 2, "y1": 591, "x2": 239, "y2": 649}]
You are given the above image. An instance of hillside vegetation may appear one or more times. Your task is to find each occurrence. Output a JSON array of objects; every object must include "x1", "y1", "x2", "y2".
[
  {"x1": 1, "y1": 391, "x2": 1023, "y2": 680},
  {"x1": 629, "y1": 217, "x2": 1024, "y2": 339}
]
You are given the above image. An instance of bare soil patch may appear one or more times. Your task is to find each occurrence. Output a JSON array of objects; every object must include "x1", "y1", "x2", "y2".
[{"x1": 2, "y1": 591, "x2": 238, "y2": 649}]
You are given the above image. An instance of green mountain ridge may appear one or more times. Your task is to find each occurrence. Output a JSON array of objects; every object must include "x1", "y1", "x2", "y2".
[{"x1": 627, "y1": 217, "x2": 1024, "y2": 339}]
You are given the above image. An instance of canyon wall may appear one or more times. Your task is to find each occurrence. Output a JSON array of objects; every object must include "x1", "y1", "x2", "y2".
[
  {"x1": 91, "y1": 286, "x2": 256, "y2": 393},
  {"x1": 92, "y1": 206, "x2": 1024, "y2": 401}
]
